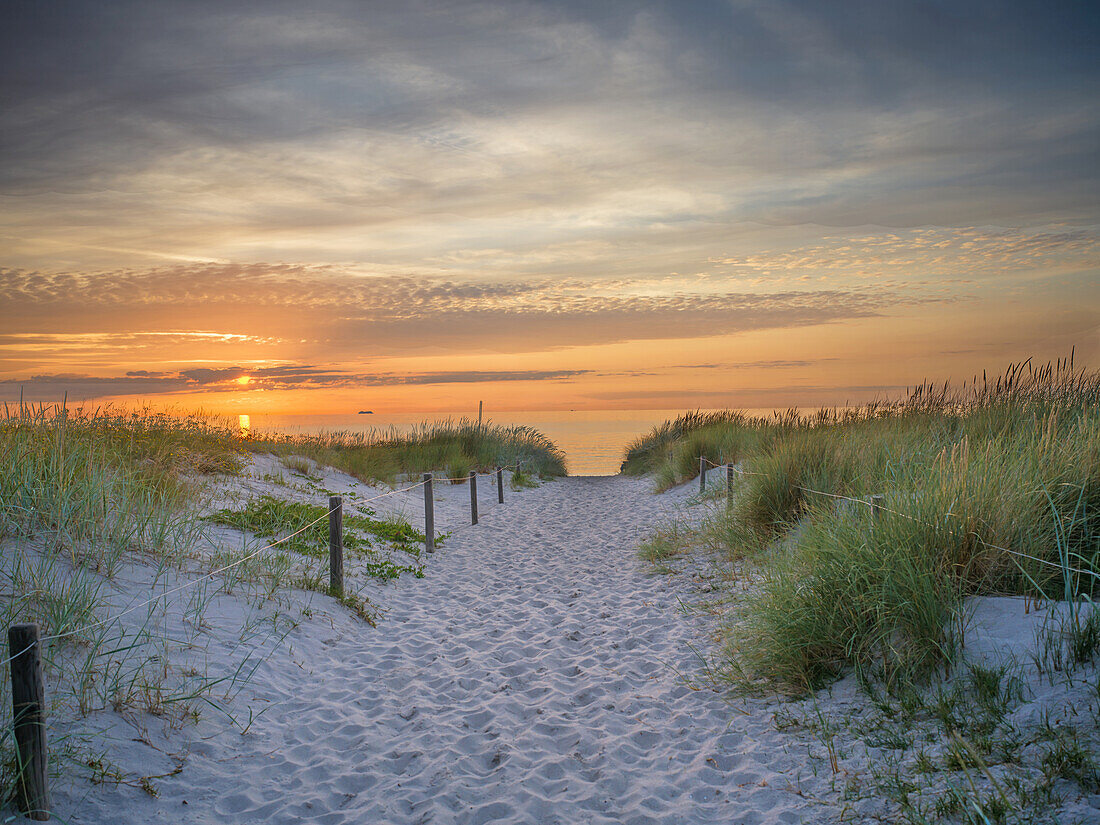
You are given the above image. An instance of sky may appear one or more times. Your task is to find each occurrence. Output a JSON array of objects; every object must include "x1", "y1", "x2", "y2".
[{"x1": 2, "y1": 0, "x2": 1098, "y2": 414}]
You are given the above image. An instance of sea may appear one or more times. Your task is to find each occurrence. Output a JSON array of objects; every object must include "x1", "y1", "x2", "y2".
[{"x1": 243, "y1": 409, "x2": 778, "y2": 476}]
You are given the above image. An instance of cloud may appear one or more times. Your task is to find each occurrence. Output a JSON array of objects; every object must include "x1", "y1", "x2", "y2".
[
  {"x1": 0, "y1": 264, "x2": 931, "y2": 358},
  {"x1": 1, "y1": 1, "x2": 1096, "y2": 408},
  {"x1": 672, "y1": 360, "x2": 829, "y2": 370},
  {"x1": 709, "y1": 227, "x2": 1100, "y2": 280},
  {"x1": 0, "y1": 366, "x2": 595, "y2": 401},
  {"x1": 1, "y1": 0, "x2": 1096, "y2": 268},
  {"x1": 583, "y1": 385, "x2": 907, "y2": 403}
]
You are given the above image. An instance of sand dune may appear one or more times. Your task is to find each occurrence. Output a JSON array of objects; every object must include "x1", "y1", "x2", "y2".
[
  {"x1": 39, "y1": 460, "x2": 1100, "y2": 823},
  {"x1": 49, "y1": 467, "x2": 833, "y2": 823}
]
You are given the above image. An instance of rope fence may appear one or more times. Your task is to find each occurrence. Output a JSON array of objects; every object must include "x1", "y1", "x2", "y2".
[
  {"x1": 697, "y1": 456, "x2": 1100, "y2": 584},
  {"x1": 3, "y1": 461, "x2": 529, "y2": 818},
  {"x1": 5, "y1": 439, "x2": 1093, "y2": 818}
]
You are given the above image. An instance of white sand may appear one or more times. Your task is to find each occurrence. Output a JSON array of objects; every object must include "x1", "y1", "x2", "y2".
[
  {"x1": 28, "y1": 459, "x2": 1100, "y2": 823},
  {"x1": 42, "y1": 464, "x2": 834, "y2": 823}
]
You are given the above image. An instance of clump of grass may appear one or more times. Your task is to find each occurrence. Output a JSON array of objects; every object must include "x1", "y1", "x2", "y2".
[
  {"x1": 1041, "y1": 727, "x2": 1100, "y2": 792},
  {"x1": 621, "y1": 410, "x2": 757, "y2": 478},
  {"x1": 0, "y1": 402, "x2": 242, "y2": 568},
  {"x1": 632, "y1": 356, "x2": 1100, "y2": 691},
  {"x1": 1034, "y1": 604, "x2": 1100, "y2": 677},
  {"x1": 509, "y1": 468, "x2": 539, "y2": 490},
  {"x1": 249, "y1": 418, "x2": 567, "y2": 485},
  {"x1": 279, "y1": 455, "x2": 316, "y2": 478},
  {"x1": 0, "y1": 403, "x2": 384, "y2": 805},
  {"x1": 637, "y1": 521, "x2": 696, "y2": 572},
  {"x1": 207, "y1": 495, "x2": 425, "y2": 581},
  {"x1": 291, "y1": 571, "x2": 379, "y2": 625}
]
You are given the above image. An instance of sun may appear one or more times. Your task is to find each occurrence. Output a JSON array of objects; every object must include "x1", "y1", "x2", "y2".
[{"x1": 236, "y1": 375, "x2": 251, "y2": 386}]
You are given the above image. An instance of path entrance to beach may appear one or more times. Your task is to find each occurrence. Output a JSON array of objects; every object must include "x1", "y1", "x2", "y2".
[{"x1": 103, "y1": 476, "x2": 825, "y2": 823}]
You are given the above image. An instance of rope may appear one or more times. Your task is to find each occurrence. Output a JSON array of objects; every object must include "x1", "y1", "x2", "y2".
[
  {"x1": 703, "y1": 457, "x2": 1100, "y2": 584},
  {"x1": 1, "y1": 461, "x2": 535, "y2": 669},
  {"x1": 6, "y1": 502, "x2": 343, "y2": 664},
  {"x1": 429, "y1": 465, "x2": 520, "y2": 484},
  {"x1": 353, "y1": 479, "x2": 428, "y2": 504}
]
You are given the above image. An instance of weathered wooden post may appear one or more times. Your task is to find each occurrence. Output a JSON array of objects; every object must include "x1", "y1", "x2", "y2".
[
  {"x1": 9, "y1": 623, "x2": 49, "y2": 821},
  {"x1": 423, "y1": 473, "x2": 434, "y2": 553},
  {"x1": 328, "y1": 496, "x2": 343, "y2": 597},
  {"x1": 870, "y1": 494, "x2": 884, "y2": 520},
  {"x1": 726, "y1": 463, "x2": 734, "y2": 501},
  {"x1": 496, "y1": 466, "x2": 504, "y2": 504},
  {"x1": 470, "y1": 471, "x2": 478, "y2": 525},
  {"x1": 699, "y1": 457, "x2": 707, "y2": 495}
]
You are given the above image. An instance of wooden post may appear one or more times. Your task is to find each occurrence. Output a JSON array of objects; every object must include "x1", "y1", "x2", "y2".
[
  {"x1": 328, "y1": 496, "x2": 343, "y2": 597},
  {"x1": 726, "y1": 463, "x2": 734, "y2": 501},
  {"x1": 9, "y1": 623, "x2": 49, "y2": 821},
  {"x1": 478, "y1": 400, "x2": 483, "y2": 430},
  {"x1": 870, "y1": 494, "x2": 884, "y2": 520},
  {"x1": 699, "y1": 457, "x2": 707, "y2": 495},
  {"x1": 423, "y1": 474, "x2": 434, "y2": 553},
  {"x1": 470, "y1": 471, "x2": 478, "y2": 525},
  {"x1": 497, "y1": 466, "x2": 504, "y2": 504}
]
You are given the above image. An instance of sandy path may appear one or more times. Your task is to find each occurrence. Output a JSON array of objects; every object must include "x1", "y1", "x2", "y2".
[{"x1": 72, "y1": 476, "x2": 824, "y2": 824}]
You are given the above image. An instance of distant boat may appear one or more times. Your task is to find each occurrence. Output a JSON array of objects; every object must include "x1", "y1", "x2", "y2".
[{"x1": 358, "y1": 410, "x2": 374, "y2": 414}]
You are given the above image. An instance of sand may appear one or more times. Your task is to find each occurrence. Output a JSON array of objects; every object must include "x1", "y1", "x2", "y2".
[
  {"x1": 40, "y1": 462, "x2": 829, "y2": 823},
  {"x1": 24, "y1": 458, "x2": 1100, "y2": 823}
]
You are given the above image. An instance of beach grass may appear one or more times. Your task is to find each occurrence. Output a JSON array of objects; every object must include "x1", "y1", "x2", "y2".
[
  {"x1": 0, "y1": 403, "x2": 257, "y2": 804},
  {"x1": 0, "y1": 403, "x2": 243, "y2": 570},
  {"x1": 626, "y1": 356, "x2": 1100, "y2": 691},
  {"x1": 247, "y1": 418, "x2": 568, "y2": 483},
  {"x1": 0, "y1": 401, "x2": 568, "y2": 806},
  {"x1": 206, "y1": 495, "x2": 425, "y2": 582}
]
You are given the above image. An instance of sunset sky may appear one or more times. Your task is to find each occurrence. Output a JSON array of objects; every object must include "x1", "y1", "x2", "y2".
[{"x1": 2, "y1": 0, "x2": 1098, "y2": 413}]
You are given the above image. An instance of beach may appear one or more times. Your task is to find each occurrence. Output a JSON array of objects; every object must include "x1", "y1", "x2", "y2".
[
  {"x1": 33, "y1": 456, "x2": 821, "y2": 823},
  {"x1": 14, "y1": 452, "x2": 1100, "y2": 824}
]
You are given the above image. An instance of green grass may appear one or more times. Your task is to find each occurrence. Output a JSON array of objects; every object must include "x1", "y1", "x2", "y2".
[
  {"x1": 206, "y1": 495, "x2": 426, "y2": 582},
  {"x1": 0, "y1": 403, "x2": 243, "y2": 572},
  {"x1": 0, "y1": 402, "x2": 263, "y2": 807},
  {"x1": 627, "y1": 356, "x2": 1100, "y2": 691},
  {"x1": 247, "y1": 418, "x2": 567, "y2": 484},
  {"x1": 0, "y1": 403, "x2": 568, "y2": 809}
]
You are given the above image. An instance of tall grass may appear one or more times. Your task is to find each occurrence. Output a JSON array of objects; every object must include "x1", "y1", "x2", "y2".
[
  {"x1": 248, "y1": 418, "x2": 567, "y2": 483},
  {"x1": 629, "y1": 357, "x2": 1100, "y2": 691},
  {"x1": 0, "y1": 403, "x2": 242, "y2": 570},
  {"x1": 0, "y1": 404, "x2": 253, "y2": 805},
  {"x1": 0, "y1": 403, "x2": 567, "y2": 805}
]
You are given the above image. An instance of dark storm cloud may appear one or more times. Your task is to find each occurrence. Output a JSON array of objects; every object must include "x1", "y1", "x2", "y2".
[{"x1": 2, "y1": 0, "x2": 1097, "y2": 226}]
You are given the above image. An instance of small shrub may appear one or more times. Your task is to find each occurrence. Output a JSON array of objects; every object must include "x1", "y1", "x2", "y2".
[
  {"x1": 207, "y1": 496, "x2": 425, "y2": 581},
  {"x1": 510, "y1": 468, "x2": 539, "y2": 490}
]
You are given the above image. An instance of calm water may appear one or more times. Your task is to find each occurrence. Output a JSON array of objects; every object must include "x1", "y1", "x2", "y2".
[{"x1": 244, "y1": 409, "x2": 777, "y2": 476}]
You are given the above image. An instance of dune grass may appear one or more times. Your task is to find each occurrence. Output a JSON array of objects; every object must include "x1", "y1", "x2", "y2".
[
  {"x1": 0, "y1": 402, "x2": 260, "y2": 806},
  {"x1": 207, "y1": 495, "x2": 426, "y2": 582},
  {"x1": 248, "y1": 418, "x2": 567, "y2": 484},
  {"x1": 0, "y1": 403, "x2": 243, "y2": 570},
  {"x1": 627, "y1": 356, "x2": 1100, "y2": 691},
  {"x1": 0, "y1": 402, "x2": 567, "y2": 807}
]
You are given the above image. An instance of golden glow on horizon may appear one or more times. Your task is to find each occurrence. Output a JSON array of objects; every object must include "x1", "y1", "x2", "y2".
[
  {"x1": 237, "y1": 376, "x2": 251, "y2": 386},
  {"x1": 238, "y1": 414, "x2": 250, "y2": 431}
]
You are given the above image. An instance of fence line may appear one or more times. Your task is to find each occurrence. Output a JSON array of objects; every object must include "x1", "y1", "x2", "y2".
[
  {"x1": 698, "y1": 455, "x2": 1100, "y2": 584},
  {"x1": 1, "y1": 466, "x2": 525, "y2": 669},
  {"x1": 3, "y1": 461, "x2": 534, "y2": 817}
]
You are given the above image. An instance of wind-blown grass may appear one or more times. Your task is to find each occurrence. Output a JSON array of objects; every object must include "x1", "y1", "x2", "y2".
[
  {"x1": 628, "y1": 356, "x2": 1100, "y2": 691},
  {"x1": 0, "y1": 403, "x2": 255, "y2": 806},
  {"x1": 207, "y1": 495, "x2": 425, "y2": 581},
  {"x1": 0, "y1": 402, "x2": 569, "y2": 807},
  {"x1": 248, "y1": 418, "x2": 568, "y2": 483}
]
